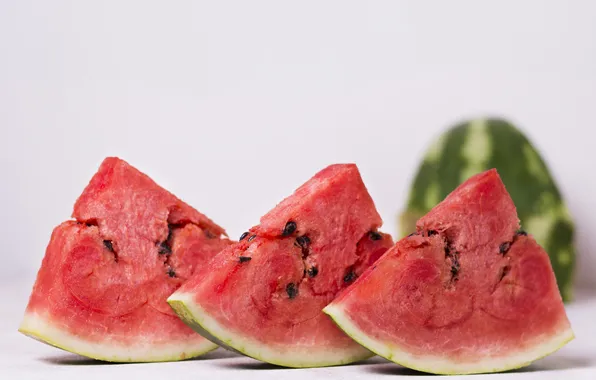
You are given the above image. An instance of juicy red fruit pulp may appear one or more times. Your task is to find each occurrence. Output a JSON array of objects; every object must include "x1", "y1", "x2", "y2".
[{"x1": 23, "y1": 157, "x2": 232, "y2": 357}]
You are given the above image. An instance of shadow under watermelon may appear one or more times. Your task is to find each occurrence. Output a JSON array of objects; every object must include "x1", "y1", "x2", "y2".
[
  {"x1": 506, "y1": 354, "x2": 593, "y2": 373},
  {"x1": 363, "y1": 353, "x2": 593, "y2": 376},
  {"x1": 215, "y1": 354, "x2": 402, "y2": 371}
]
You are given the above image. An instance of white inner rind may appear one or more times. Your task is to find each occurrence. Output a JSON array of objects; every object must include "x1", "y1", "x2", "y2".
[
  {"x1": 167, "y1": 291, "x2": 373, "y2": 367},
  {"x1": 19, "y1": 311, "x2": 218, "y2": 362},
  {"x1": 323, "y1": 303, "x2": 574, "y2": 375}
]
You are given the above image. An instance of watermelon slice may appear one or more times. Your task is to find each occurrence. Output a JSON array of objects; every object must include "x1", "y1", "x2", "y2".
[
  {"x1": 325, "y1": 169, "x2": 573, "y2": 375},
  {"x1": 19, "y1": 157, "x2": 233, "y2": 362},
  {"x1": 168, "y1": 164, "x2": 394, "y2": 367}
]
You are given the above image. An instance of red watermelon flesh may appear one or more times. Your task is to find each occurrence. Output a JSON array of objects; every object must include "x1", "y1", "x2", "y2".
[
  {"x1": 324, "y1": 169, "x2": 573, "y2": 374},
  {"x1": 168, "y1": 164, "x2": 394, "y2": 367},
  {"x1": 20, "y1": 157, "x2": 233, "y2": 362}
]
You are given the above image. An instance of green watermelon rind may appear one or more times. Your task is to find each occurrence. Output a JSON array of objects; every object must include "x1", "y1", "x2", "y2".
[
  {"x1": 167, "y1": 292, "x2": 374, "y2": 368},
  {"x1": 19, "y1": 311, "x2": 218, "y2": 362},
  {"x1": 323, "y1": 303, "x2": 575, "y2": 375}
]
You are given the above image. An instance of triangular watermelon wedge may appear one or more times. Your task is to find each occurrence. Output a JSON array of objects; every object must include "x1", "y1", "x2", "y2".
[
  {"x1": 324, "y1": 169, "x2": 573, "y2": 374},
  {"x1": 168, "y1": 164, "x2": 394, "y2": 367},
  {"x1": 20, "y1": 157, "x2": 233, "y2": 362}
]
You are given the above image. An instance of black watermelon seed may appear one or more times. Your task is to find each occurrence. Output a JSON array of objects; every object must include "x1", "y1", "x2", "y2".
[
  {"x1": 448, "y1": 251, "x2": 460, "y2": 282},
  {"x1": 239, "y1": 256, "x2": 252, "y2": 263},
  {"x1": 307, "y1": 266, "x2": 319, "y2": 278},
  {"x1": 248, "y1": 234, "x2": 257, "y2": 242},
  {"x1": 369, "y1": 231, "x2": 382, "y2": 241},
  {"x1": 167, "y1": 268, "x2": 176, "y2": 278},
  {"x1": 516, "y1": 230, "x2": 528, "y2": 236},
  {"x1": 296, "y1": 235, "x2": 311, "y2": 249},
  {"x1": 158, "y1": 241, "x2": 172, "y2": 255},
  {"x1": 427, "y1": 230, "x2": 438, "y2": 237},
  {"x1": 407, "y1": 232, "x2": 417, "y2": 237},
  {"x1": 282, "y1": 221, "x2": 297, "y2": 236},
  {"x1": 103, "y1": 240, "x2": 114, "y2": 252},
  {"x1": 286, "y1": 283, "x2": 298, "y2": 299},
  {"x1": 499, "y1": 242, "x2": 511, "y2": 255},
  {"x1": 344, "y1": 270, "x2": 357, "y2": 283},
  {"x1": 239, "y1": 232, "x2": 249, "y2": 241},
  {"x1": 204, "y1": 229, "x2": 216, "y2": 239},
  {"x1": 451, "y1": 260, "x2": 460, "y2": 277}
]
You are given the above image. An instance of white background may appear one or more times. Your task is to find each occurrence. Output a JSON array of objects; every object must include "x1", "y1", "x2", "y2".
[{"x1": 1, "y1": 0, "x2": 595, "y2": 292}]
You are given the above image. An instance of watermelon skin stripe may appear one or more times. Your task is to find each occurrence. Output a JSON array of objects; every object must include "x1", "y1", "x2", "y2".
[
  {"x1": 400, "y1": 118, "x2": 575, "y2": 301},
  {"x1": 19, "y1": 312, "x2": 218, "y2": 362},
  {"x1": 323, "y1": 303, "x2": 574, "y2": 375},
  {"x1": 168, "y1": 292, "x2": 374, "y2": 368}
]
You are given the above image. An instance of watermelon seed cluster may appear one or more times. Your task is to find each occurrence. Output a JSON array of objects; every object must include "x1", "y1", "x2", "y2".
[
  {"x1": 157, "y1": 223, "x2": 184, "y2": 279},
  {"x1": 281, "y1": 220, "x2": 319, "y2": 293},
  {"x1": 439, "y1": 235, "x2": 460, "y2": 286},
  {"x1": 495, "y1": 231, "x2": 532, "y2": 286},
  {"x1": 406, "y1": 230, "x2": 464, "y2": 287},
  {"x1": 235, "y1": 232, "x2": 255, "y2": 263},
  {"x1": 157, "y1": 224, "x2": 174, "y2": 255}
]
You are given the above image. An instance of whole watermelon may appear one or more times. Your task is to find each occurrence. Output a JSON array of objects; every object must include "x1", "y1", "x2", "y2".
[{"x1": 400, "y1": 118, "x2": 575, "y2": 301}]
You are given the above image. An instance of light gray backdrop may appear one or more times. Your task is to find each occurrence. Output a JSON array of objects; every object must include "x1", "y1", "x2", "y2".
[{"x1": 1, "y1": 1, "x2": 595, "y2": 290}]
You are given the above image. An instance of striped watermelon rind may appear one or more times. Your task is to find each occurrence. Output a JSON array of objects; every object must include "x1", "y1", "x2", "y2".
[{"x1": 400, "y1": 118, "x2": 575, "y2": 301}]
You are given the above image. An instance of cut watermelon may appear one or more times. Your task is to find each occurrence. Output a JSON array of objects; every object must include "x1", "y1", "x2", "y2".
[
  {"x1": 168, "y1": 164, "x2": 393, "y2": 367},
  {"x1": 325, "y1": 169, "x2": 573, "y2": 375},
  {"x1": 400, "y1": 118, "x2": 575, "y2": 301},
  {"x1": 20, "y1": 157, "x2": 233, "y2": 362}
]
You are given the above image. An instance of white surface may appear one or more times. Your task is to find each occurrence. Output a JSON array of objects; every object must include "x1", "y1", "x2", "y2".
[
  {"x1": 1, "y1": 284, "x2": 595, "y2": 379},
  {"x1": 1, "y1": 1, "x2": 596, "y2": 289}
]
